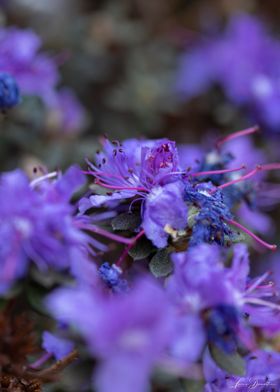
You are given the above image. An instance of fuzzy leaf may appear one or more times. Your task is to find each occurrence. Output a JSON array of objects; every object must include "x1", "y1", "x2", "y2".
[
  {"x1": 112, "y1": 212, "x2": 141, "y2": 231},
  {"x1": 129, "y1": 237, "x2": 155, "y2": 260},
  {"x1": 149, "y1": 248, "x2": 173, "y2": 277},
  {"x1": 209, "y1": 344, "x2": 246, "y2": 376}
]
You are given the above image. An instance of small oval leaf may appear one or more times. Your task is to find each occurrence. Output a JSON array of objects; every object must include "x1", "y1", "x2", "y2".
[
  {"x1": 149, "y1": 249, "x2": 173, "y2": 278},
  {"x1": 128, "y1": 237, "x2": 155, "y2": 260},
  {"x1": 112, "y1": 212, "x2": 141, "y2": 231}
]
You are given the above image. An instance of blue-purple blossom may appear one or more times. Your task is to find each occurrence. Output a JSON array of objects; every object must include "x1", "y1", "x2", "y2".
[
  {"x1": 167, "y1": 243, "x2": 280, "y2": 358},
  {"x1": 48, "y1": 88, "x2": 86, "y2": 135},
  {"x1": 82, "y1": 138, "x2": 186, "y2": 247},
  {"x1": 99, "y1": 262, "x2": 128, "y2": 293},
  {"x1": 0, "y1": 165, "x2": 90, "y2": 292},
  {"x1": 177, "y1": 14, "x2": 280, "y2": 131},
  {"x1": 47, "y1": 277, "x2": 174, "y2": 392},
  {"x1": 143, "y1": 181, "x2": 187, "y2": 248},
  {"x1": 0, "y1": 27, "x2": 59, "y2": 106},
  {"x1": 42, "y1": 331, "x2": 74, "y2": 360},
  {"x1": 0, "y1": 72, "x2": 20, "y2": 108}
]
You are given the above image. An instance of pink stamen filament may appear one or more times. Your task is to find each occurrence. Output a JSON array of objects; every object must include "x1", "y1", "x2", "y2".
[
  {"x1": 95, "y1": 179, "x2": 149, "y2": 193},
  {"x1": 212, "y1": 166, "x2": 261, "y2": 192},
  {"x1": 85, "y1": 169, "x2": 131, "y2": 184},
  {"x1": 226, "y1": 218, "x2": 277, "y2": 251},
  {"x1": 116, "y1": 229, "x2": 145, "y2": 267},
  {"x1": 190, "y1": 164, "x2": 246, "y2": 178},
  {"x1": 212, "y1": 163, "x2": 280, "y2": 194},
  {"x1": 216, "y1": 125, "x2": 259, "y2": 149},
  {"x1": 244, "y1": 297, "x2": 280, "y2": 311},
  {"x1": 245, "y1": 272, "x2": 271, "y2": 294},
  {"x1": 76, "y1": 223, "x2": 133, "y2": 245}
]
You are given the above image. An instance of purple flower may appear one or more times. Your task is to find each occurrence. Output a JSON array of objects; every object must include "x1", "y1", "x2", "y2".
[
  {"x1": 0, "y1": 27, "x2": 59, "y2": 106},
  {"x1": 47, "y1": 88, "x2": 86, "y2": 135},
  {"x1": 0, "y1": 72, "x2": 20, "y2": 108},
  {"x1": 82, "y1": 138, "x2": 185, "y2": 247},
  {"x1": 47, "y1": 277, "x2": 173, "y2": 392},
  {"x1": 177, "y1": 14, "x2": 280, "y2": 131},
  {"x1": 0, "y1": 165, "x2": 90, "y2": 292},
  {"x1": 143, "y1": 181, "x2": 188, "y2": 248},
  {"x1": 98, "y1": 262, "x2": 128, "y2": 293},
  {"x1": 42, "y1": 331, "x2": 74, "y2": 360},
  {"x1": 167, "y1": 243, "x2": 280, "y2": 359}
]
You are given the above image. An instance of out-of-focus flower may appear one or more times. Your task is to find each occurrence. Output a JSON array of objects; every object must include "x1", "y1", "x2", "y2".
[
  {"x1": 42, "y1": 331, "x2": 74, "y2": 360},
  {"x1": 177, "y1": 14, "x2": 280, "y2": 131},
  {"x1": 47, "y1": 277, "x2": 173, "y2": 392},
  {"x1": 46, "y1": 88, "x2": 86, "y2": 135},
  {"x1": 168, "y1": 243, "x2": 280, "y2": 357},
  {"x1": 0, "y1": 27, "x2": 59, "y2": 106},
  {"x1": 0, "y1": 165, "x2": 89, "y2": 293},
  {"x1": 0, "y1": 72, "x2": 20, "y2": 109}
]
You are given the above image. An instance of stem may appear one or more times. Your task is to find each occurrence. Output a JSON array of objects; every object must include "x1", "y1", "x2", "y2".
[
  {"x1": 27, "y1": 350, "x2": 79, "y2": 380},
  {"x1": 226, "y1": 218, "x2": 277, "y2": 251},
  {"x1": 216, "y1": 125, "x2": 259, "y2": 149},
  {"x1": 77, "y1": 223, "x2": 132, "y2": 245},
  {"x1": 29, "y1": 353, "x2": 53, "y2": 369},
  {"x1": 115, "y1": 230, "x2": 145, "y2": 266}
]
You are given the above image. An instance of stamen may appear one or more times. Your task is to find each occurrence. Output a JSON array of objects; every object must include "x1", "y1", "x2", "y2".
[
  {"x1": 212, "y1": 163, "x2": 280, "y2": 193},
  {"x1": 30, "y1": 171, "x2": 58, "y2": 188},
  {"x1": 216, "y1": 125, "x2": 259, "y2": 149},
  {"x1": 226, "y1": 218, "x2": 277, "y2": 251},
  {"x1": 95, "y1": 179, "x2": 149, "y2": 193},
  {"x1": 190, "y1": 164, "x2": 246, "y2": 178},
  {"x1": 76, "y1": 223, "x2": 133, "y2": 245},
  {"x1": 244, "y1": 297, "x2": 280, "y2": 311},
  {"x1": 213, "y1": 166, "x2": 262, "y2": 192},
  {"x1": 116, "y1": 229, "x2": 145, "y2": 266},
  {"x1": 245, "y1": 271, "x2": 271, "y2": 294}
]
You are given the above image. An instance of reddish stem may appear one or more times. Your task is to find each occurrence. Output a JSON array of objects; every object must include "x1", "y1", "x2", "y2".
[
  {"x1": 116, "y1": 230, "x2": 145, "y2": 266},
  {"x1": 216, "y1": 125, "x2": 259, "y2": 149},
  {"x1": 77, "y1": 223, "x2": 132, "y2": 245}
]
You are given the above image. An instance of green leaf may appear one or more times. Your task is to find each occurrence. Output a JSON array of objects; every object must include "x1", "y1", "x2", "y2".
[
  {"x1": 128, "y1": 237, "x2": 155, "y2": 260},
  {"x1": 112, "y1": 212, "x2": 141, "y2": 231},
  {"x1": 209, "y1": 344, "x2": 246, "y2": 376},
  {"x1": 149, "y1": 248, "x2": 173, "y2": 278},
  {"x1": 184, "y1": 379, "x2": 204, "y2": 392}
]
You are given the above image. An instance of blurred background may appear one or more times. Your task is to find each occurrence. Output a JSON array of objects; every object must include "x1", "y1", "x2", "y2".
[{"x1": 1, "y1": 0, "x2": 280, "y2": 170}]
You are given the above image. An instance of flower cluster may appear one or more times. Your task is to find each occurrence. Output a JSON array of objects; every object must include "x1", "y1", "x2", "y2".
[
  {"x1": 177, "y1": 14, "x2": 280, "y2": 132},
  {"x1": 0, "y1": 23, "x2": 279, "y2": 385},
  {"x1": 0, "y1": 26, "x2": 85, "y2": 133},
  {"x1": 1, "y1": 121, "x2": 280, "y2": 390}
]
